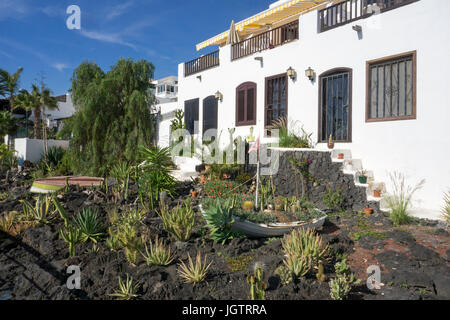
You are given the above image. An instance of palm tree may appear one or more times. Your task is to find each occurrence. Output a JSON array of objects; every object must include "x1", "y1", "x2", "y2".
[
  {"x1": 0, "y1": 67, "x2": 24, "y2": 111},
  {"x1": 14, "y1": 85, "x2": 58, "y2": 139},
  {"x1": 14, "y1": 89, "x2": 36, "y2": 137}
]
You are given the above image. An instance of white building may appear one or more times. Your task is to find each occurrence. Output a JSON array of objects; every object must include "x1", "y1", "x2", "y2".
[
  {"x1": 151, "y1": 76, "x2": 181, "y2": 148},
  {"x1": 29, "y1": 93, "x2": 75, "y2": 131},
  {"x1": 176, "y1": 0, "x2": 450, "y2": 219}
]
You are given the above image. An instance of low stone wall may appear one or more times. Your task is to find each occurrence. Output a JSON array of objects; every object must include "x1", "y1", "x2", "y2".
[{"x1": 260, "y1": 148, "x2": 379, "y2": 212}]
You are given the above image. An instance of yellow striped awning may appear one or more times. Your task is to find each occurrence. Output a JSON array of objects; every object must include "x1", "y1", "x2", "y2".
[{"x1": 196, "y1": 0, "x2": 328, "y2": 51}]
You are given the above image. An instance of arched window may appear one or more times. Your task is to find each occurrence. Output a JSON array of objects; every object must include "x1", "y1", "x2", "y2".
[
  {"x1": 318, "y1": 68, "x2": 352, "y2": 142},
  {"x1": 236, "y1": 82, "x2": 256, "y2": 126}
]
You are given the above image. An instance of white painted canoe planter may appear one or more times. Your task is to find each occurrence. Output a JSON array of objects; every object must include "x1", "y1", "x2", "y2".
[{"x1": 199, "y1": 205, "x2": 327, "y2": 238}]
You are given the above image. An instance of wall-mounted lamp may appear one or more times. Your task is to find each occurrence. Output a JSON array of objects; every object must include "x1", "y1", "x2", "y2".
[
  {"x1": 352, "y1": 25, "x2": 362, "y2": 32},
  {"x1": 215, "y1": 91, "x2": 223, "y2": 102},
  {"x1": 286, "y1": 66, "x2": 296, "y2": 80},
  {"x1": 254, "y1": 57, "x2": 263, "y2": 62},
  {"x1": 305, "y1": 67, "x2": 315, "y2": 81},
  {"x1": 196, "y1": 75, "x2": 202, "y2": 81}
]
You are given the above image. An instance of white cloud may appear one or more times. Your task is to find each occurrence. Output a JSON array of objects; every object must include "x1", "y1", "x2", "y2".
[
  {"x1": 52, "y1": 63, "x2": 69, "y2": 72},
  {"x1": 0, "y1": 0, "x2": 30, "y2": 21},
  {"x1": 79, "y1": 29, "x2": 138, "y2": 50},
  {"x1": 106, "y1": 1, "x2": 135, "y2": 20}
]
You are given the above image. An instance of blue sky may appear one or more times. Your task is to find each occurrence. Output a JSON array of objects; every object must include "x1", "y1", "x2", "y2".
[{"x1": 0, "y1": 0, "x2": 275, "y2": 96}]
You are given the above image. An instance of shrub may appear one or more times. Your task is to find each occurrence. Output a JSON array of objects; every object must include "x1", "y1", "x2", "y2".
[
  {"x1": 116, "y1": 223, "x2": 144, "y2": 265},
  {"x1": 384, "y1": 172, "x2": 425, "y2": 226},
  {"x1": 109, "y1": 274, "x2": 140, "y2": 300},
  {"x1": 329, "y1": 258, "x2": 361, "y2": 300},
  {"x1": 159, "y1": 201, "x2": 196, "y2": 241},
  {"x1": 204, "y1": 180, "x2": 239, "y2": 198},
  {"x1": 323, "y1": 189, "x2": 344, "y2": 210},
  {"x1": 46, "y1": 146, "x2": 65, "y2": 167},
  {"x1": 141, "y1": 236, "x2": 173, "y2": 266},
  {"x1": 267, "y1": 117, "x2": 313, "y2": 148},
  {"x1": 177, "y1": 252, "x2": 211, "y2": 284},
  {"x1": 235, "y1": 172, "x2": 252, "y2": 185},
  {"x1": 442, "y1": 191, "x2": 450, "y2": 224},
  {"x1": 74, "y1": 208, "x2": 105, "y2": 243},
  {"x1": 138, "y1": 146, "x2": 177, "y2": 209},
  {"x1": 273, "y1": 265, "x2": 293, "y2": 285},
  {"x1": 110, "y1": 162, "x2": 131, "y2": 200}
]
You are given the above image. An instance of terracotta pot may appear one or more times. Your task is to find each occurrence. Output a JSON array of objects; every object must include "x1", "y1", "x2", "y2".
[
  {"x1": 338, "y1": 153, "x2": 344, "y2": 160},
  {"x1": 205, "y1": 165, "x2": 211, "y2": 172},
  {"x1": 327, "y1": 142, "x2": 334, "y2": 149},
  {"x1": 363, "y1": 207, "x2": 373, "y2": 215},
  {"x1": 191, "y1": 190, "x2": 199, "y2": 198},
  {"x1": 373, "y1": 190, "x2": 381, "y2": 198}
]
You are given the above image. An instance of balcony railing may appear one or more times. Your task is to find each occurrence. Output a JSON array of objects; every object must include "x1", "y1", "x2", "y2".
[
  {"x1": 318, "y1": 0, "x2": 420, "y2": 33},
  {"x1": 184, "y1": 50, "x2": 220, "y2": 77},
  {"x1": 231, "y1": 20, "x2": 299, "y2": 61}
]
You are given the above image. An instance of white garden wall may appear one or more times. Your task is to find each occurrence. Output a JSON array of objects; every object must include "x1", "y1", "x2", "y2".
[
  {"x1": 177, "y1": 0, "x2": 450, "y2": 217},
  {"x1": 14, "y1": 138, "x2": 70, "y2": 163},
  {"x1": 156, "y1": 101, "x2": 181, "y2": 148}
]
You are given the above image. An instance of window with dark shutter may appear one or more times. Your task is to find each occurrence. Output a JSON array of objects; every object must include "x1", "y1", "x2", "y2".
[
  {"x1": 366, "y1": 51, "x2": 416, "y2": 122},
  {"x1": 184, "y1": 98, "x2": 199, "y2": 134},
  {"x1": 236, "y1": 82, "x2": 257, "y2": 126},
  {"x1": 265, "y1": 74, "x2": 287, "y2": 127},
  {"x1": 202, "y1": 95, "x2": 218, "y2": 136}
]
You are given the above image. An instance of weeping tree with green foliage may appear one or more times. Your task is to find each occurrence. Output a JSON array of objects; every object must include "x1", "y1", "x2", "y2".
[{"x1": 66, "y1": 58, "x2": 156, "y2": 176}]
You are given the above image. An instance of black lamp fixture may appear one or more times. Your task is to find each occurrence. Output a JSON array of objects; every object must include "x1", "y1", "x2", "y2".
[
  {"x1": 286, "y1": 66, "x2": 296, "y2": 80},
  {"x1": 215, "y1": 91, "x2": 223, "y2": 102},
  {"x1": 305, "y1": 67, "x2": 315, "y2": 81}
]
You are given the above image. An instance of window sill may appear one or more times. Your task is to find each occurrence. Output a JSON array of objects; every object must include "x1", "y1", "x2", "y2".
[{"x1": 366, "y1": 115, "x2": 416, "y2": 123}]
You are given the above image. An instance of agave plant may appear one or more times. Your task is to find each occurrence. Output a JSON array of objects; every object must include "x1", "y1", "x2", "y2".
[
  {"x1": 177, "y1": 252, "x2": 211, "y2": 284},
  {"x1": 141, "y1": 236, "x2": 173, "y2": 266},
  {"x1": 158, "y1": 200, "x2": 196, "y2": 242},
  {"x1": 109, "y1": 274, "x2": 140, "y2": 300},
  {"x1": 204, "y1": 198, "x2": 238, "y2": 244},
  {"x1": 74, "y1": 208, "x2": 105, "y2": 243},
  {"x1": 20, "y1": 195, "x2": 57, "y2": 225}
]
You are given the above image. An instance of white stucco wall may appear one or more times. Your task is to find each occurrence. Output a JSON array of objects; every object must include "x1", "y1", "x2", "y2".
[
  {"x1": 156, "y1": 101, "x2": 181, "y2": 148},
  {"x1": 14, "y1": 138, "x2": 70, "y2": 163},
  {"x1": 177, "y1": 0, "x2": 450, "y2": 217}
]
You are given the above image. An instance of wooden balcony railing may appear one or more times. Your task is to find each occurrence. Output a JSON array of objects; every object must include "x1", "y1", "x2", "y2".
[
  {"x1": 184, "y1": 50, "x2": 220, "y2": 77},
  {"x1": 318, "y1": 0, "x2": 420, "y2": 33},
  {"x1": 231, "y1": 20, "x2": 299, "y2": 61}
]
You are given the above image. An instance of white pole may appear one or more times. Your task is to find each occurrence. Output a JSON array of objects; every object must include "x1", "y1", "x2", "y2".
[{"x1": 255, "y1": 153, "x2": 260, "y2": 210}]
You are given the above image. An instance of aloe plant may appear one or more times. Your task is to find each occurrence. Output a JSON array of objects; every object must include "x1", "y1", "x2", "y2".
[
  {"x1": 74, "y1": 208, "x2": 105, "y2": 243},
  {"x1": 20, "y1": 195, "x2": 57, "y2": 225}
]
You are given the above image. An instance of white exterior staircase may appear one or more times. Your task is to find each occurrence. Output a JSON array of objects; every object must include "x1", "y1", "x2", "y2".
[{"x1": 330, "y1": 149, "x2": 389, "y2": 212}]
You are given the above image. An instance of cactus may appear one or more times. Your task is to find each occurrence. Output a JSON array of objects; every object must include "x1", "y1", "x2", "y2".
[
  {"x1": 316, "y1": 262, "x2": 327, "y2": 282},
  {"x1": 247, "y1": 262, "x2": 267, "y2": 300},
  {"x1": 242, "y1": 201, "x2": 255, "y2": 211},
  {"x1": 274, "y1": 265, "x2": 293, "y2": 285},
  {"x1": 59, "y1": 225, "x2": 84, "y2": 257}
]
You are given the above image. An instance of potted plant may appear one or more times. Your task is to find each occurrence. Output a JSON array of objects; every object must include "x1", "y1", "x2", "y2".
[
  {"x1": 373, "y1": 188, "x2": 382, "y2": 198},
  {"x1": 337, "y1": 153, "x2": 344, "y2": 160},
  {"x1": 363, "y1": 207, "x2": 373, "y2": 215},
  {"x1": 191, "y1": 190, "x2": 199, "y2": 198},
  {"x1": 358, "y1": 170, "x2": 368, "y2": 184},
  {"x1": 327, "y1": 134, "x2": 334, "y2": 149}
]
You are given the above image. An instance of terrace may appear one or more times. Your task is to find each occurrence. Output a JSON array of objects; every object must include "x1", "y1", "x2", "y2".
[{"x1": 318, "y1": 0, "x2": 420, "y2": 32}]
